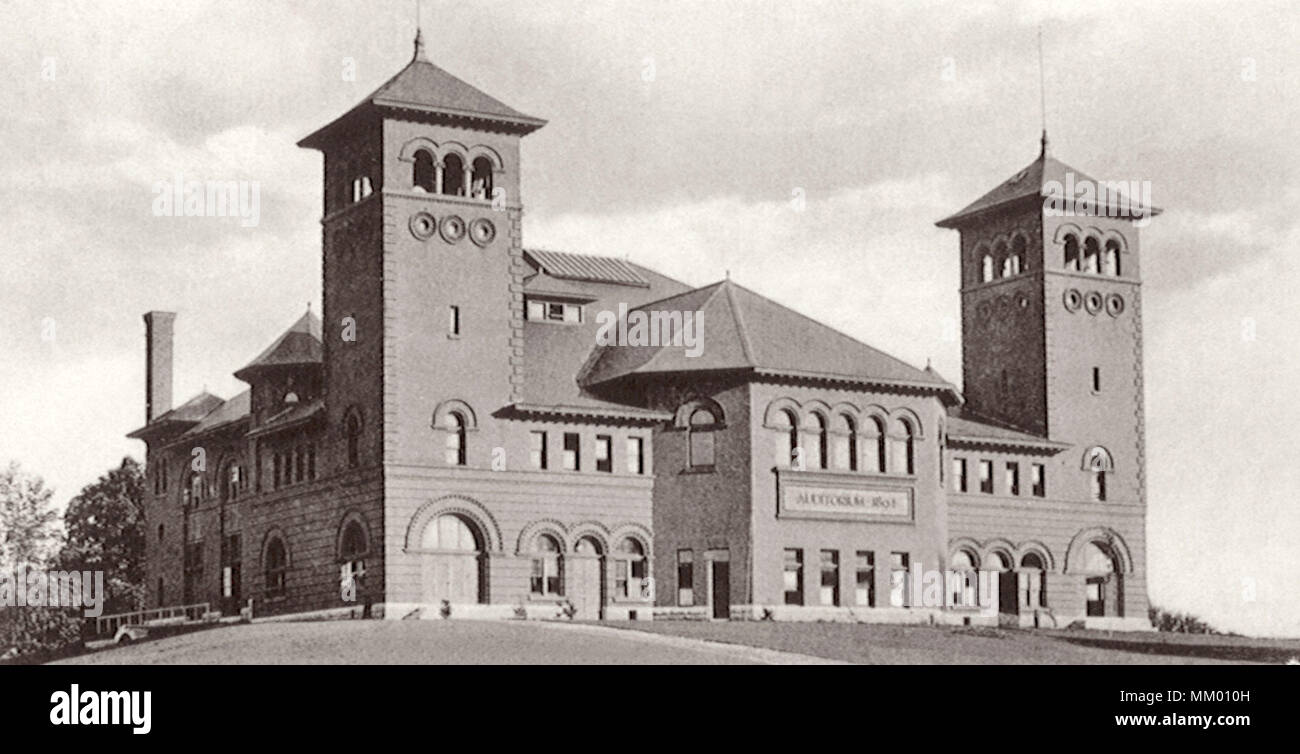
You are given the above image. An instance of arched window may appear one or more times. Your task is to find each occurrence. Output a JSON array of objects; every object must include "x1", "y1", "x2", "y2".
[
  {"x1": 1083, "y1": 446, "x2": 1114, "y2": 502},
  {"x1": 833, "y1": 414, "x2": 857, "y2": 471},
  {"x1": 444, "y1": 412, "x2": 467, "y2": 466},
  {"x1": 1104, "y1": 239, "x2": 1121, "y2": 276},
  {"x1": 421, "y1": 514, "x2": 480, "y2": 551},
  {"x1": 222, "y1": 460, "x2": 242, "y2": 502},
  {"x1": 1008, "y1": 235, "x2": 1026, "y2": 275},
  {"x1": 772, "y1": 409, "x2": 799, "y2": 468},
  {"x1": 1083, "y1": 236, "x2": 1101, "y2": 274},
  {"x1": 442, "y1": 153, "x2": 465, "y2": 196},
  {"x1": 340, "y1": 521, "x2": 367, "y2": 588},
  {"x1": 345, "y1": 411, "x2": 362, "y2": 468},
  {"x1": 864, "y1": 416, "x2": 886, "y2": 473},
  {"x1": 1064, "y1": 234, "x2": 1080, "y2": 271},
  {"x1": 688, "y1": 408, "x2": 718, "y2": 469},
  {"x1": 950, "y1": 549, "x2": 978, "y2": 607},
  {"x1": 803, "y1": 413, "x2": 828, "y2": 470},
  {"x1": 413, "y1": 149, "x2": 435, "y2": 192},
  {"x1": 614, "y1": 537, "x2": 647, "y2": 599},
  {"x1": 1019, "y1": 552, "x2": 1046, "y2": 608},
  {"x1": 470, "y1": 157, "x2": 494, "y2": 200},
  {"x1": 157, "y1": 523, "x2": 165, "y2": 542},
  {"x1": 994, "y1": 240, "x2": 1009, "y2": 278},
  {"x1": 265, "y1": 537, "x2": 287, "y2": 596},
  {"x1": 981, "y1": 252, "x2": 994, "y2": 283},
  {"x1": 530, "y1": 534, "x2": 563, "y2": 596},
  {"x1": 889, "y1": 418, "x2": 915, "y2": 475}
]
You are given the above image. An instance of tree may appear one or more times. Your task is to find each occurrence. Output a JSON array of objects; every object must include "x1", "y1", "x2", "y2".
[
  {"x1": 55, "y1": 457, "x2": 146, "y2": 616},
  {"x1": 0, "y1": 462, "x2": 60, "y2": 570}
]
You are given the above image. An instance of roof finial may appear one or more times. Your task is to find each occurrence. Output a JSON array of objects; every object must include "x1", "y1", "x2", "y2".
[{"x1": 413, "y1": 0, "x2": 427, "y2": 61}]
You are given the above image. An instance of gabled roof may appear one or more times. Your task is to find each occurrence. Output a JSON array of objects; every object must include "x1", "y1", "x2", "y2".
[
  {"x1": 525, "y1": 249, "x2": 650, "y2": 288},
  {"x1": 935, "y1": 140, "x2": 1161, "y2": 228},
  {"x1": 180, "y1": 390, "x2": 251, "y2": 439},
  {"x1": 580, "y1": 279, "x2": 960, "y2": 402},
  {"x1": 298, "y1": 34, "x2": 545, "y2": 149},
  {"x1": 234, "y1": 311, "x2": 322, "y2": 381},
  {"x1": 126, "y1": 391, "x2": 226, "y2": 439}
]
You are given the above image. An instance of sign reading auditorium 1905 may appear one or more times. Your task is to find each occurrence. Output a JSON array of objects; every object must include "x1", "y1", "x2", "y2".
[{"x1": 779, "y1": 481, "x2": 913, "y2": 522}]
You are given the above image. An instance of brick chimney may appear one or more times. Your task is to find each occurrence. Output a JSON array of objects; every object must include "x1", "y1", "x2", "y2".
[{"x1": 143, "y1": 311, "x2": 176, "y2": 422}]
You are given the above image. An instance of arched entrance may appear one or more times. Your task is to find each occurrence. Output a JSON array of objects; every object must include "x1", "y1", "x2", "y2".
[
  {"x1": 569, "y1": 536, "x2": 604, "y2": 620},
  {"x1": 984, "y1": 551, "x2": 1015, "y2": 615},
  {"x1": 420, "y1": 514, "x2": 485, "y2": 605},
  {"x1": 1082, "y1": 541, "x2": 1123, "y2": 617}
]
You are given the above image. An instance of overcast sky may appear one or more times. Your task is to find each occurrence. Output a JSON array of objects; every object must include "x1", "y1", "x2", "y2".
[{"x1": 1, "y1": 0, "x2": 1297, "y2": 636}]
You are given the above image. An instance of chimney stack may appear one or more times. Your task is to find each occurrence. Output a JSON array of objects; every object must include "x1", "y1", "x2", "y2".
[{"x1": 143, "y1": 311, "x2": 176, "y2": 422}]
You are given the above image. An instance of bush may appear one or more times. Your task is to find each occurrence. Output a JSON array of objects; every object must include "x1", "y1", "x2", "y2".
[
  {"x1": 1148, "y1": 605, "x2": 1221, "y2": 634},
  {"x1": 0, "y1": 606, "x2": 85, "y2": 662}
]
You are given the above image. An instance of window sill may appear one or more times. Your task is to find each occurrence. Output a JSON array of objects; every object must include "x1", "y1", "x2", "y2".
[{"x1": 680, "y1": 466, "x2": 716, "y2": 475}]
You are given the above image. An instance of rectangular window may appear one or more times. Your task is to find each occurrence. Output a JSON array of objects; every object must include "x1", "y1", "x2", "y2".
[
  {"x1": 978, "y1": 460, "x2": 993, "y2": 494},
  {"x1": 677, "y1": 550, "x2": 694, "y2": 607},
  {"x1": 529, "y1": 431, "x2": 547, "y2": 470},
  {"x1": 563, "y1": 303, "x2": 582, "y2": 323},
  {"x1": 595, "y1": 435, "x2": 612, "y2": 473},
  {"x1": 307, "y1": 443, "x2": 316, "y2": 480},
  {"x1": 526, "y1": 300, "x2": 545, "y2": 321},
  {"x1": 1092, "y1": 367, "x2": 1101, "y2": 393},
  {"x1": 448, "y1": 305, "x2": 461, "y2": 336},
  {"x1": 783, "y1": 549, "x2": 804, "y2": 605},
  {"x1": 626, "y1": 437, "x2": 645, "y2": 474},
  {"x1": 953, "y1": 458, "x2": 967, "y2": 492},
  {"x1": 819, "y1": 550, "x2": 840, "y2": 606},
  {"x1": 562, "y1": 432, "x2": 580, "y2": 471},
  {"x1": 272, "y1": 453, "x2": 281, "y2": 490},
  {"x1": 890, "y1": 551, "x2": 910, "y2": 607},
  {"x1": 1031, "y1": 463, "x2": 1046, "y2": 497},
  {"x1": 854, "y1": 551, "x2": 875, "y2": 607},
  {"x1": 531, "y1": 555, "x2": 561, "y2": 596},
  {"x1": 295, "y1": 445, "x2": 305, "y2": 484},
  {"x1": 1005, "y1": 462, "x2": 1020, "y2": 496},
  {"x1": 546, "y1": 302, "x2": 565, "y2": 321}
]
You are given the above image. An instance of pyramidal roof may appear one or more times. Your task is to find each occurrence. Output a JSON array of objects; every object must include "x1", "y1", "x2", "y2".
[
  {"x1": 580, "y1": 279, "x2": 959, "y2": 402},
  {"x1": 299, "y1": 32, "x2": 545, "y2": 148},
  {"x1": 935, "y1": 137, "x2": 1161, "y2": 228},
  {"x1": 234, "y1": 310, "x2": 323, "y2": 380}
]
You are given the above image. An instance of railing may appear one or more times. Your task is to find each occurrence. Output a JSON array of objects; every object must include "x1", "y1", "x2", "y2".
[{"x1": 94, "y1": 602, "x2": 210, "y2": 637}]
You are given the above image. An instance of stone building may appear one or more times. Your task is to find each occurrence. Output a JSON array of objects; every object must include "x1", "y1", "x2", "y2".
[{"x1": 128, "y1": 34, "x2": 1155, "y2": 630}]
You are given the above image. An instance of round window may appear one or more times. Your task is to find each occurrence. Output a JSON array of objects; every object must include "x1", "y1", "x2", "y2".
[
  {"x1": 409, "y1": 211, "x2": 437, "y2": 241},
  {"x1": 1106, "y1": 294, "x2": 1125, "y2": 317},
  {"x1": 469, "y1": 217, "x2": 496, "y2": 247},
  {"x1": 1084, "y1": 291, "x2": 1104, "y2": 315},
  {"x1": 440, "y1": 215, "x2": 467, "y2": 244},
  {"x1": 1063, "y1": 289, "x2": 1083, "y2": 312}
]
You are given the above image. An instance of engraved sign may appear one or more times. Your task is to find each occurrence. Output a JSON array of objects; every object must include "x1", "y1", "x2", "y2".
[{"x1": 780, "y1": 484, "x2": 912, "y2": 521}]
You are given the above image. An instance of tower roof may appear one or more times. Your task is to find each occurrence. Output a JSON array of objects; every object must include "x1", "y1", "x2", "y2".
[
  {"x1": 234, "y1": 310, "x2": 323, "y2": 381},
  {"x1": 935, "y1": 146, "x2": 1161, "y2": 228},
  {"x1": 298, "y1": 35, "x2": 546, "y2": 149}
]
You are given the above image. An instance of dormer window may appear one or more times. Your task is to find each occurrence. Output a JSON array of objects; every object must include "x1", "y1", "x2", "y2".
[{"x1": 526, "y1": 298, "x2": 583, "y2": 324}]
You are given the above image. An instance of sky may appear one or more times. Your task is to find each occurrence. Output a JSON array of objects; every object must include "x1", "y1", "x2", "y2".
[{"x1": 0, "y1": 0, "x2": 1297, "y2": 636}]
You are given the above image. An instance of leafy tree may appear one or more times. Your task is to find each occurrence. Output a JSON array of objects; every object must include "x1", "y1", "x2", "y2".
[
  {"x1": 0, "y1": 462, "x2": 60, "y2": 570},
  {"x1": 54, "y1": 457, "x2": 146, "y2": 616}
]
